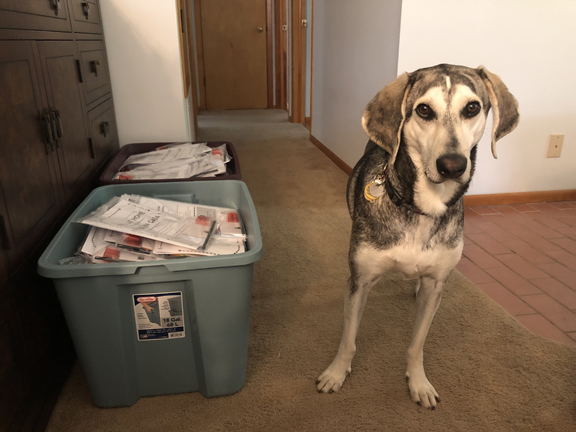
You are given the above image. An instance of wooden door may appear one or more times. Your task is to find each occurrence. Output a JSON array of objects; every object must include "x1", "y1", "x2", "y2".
[
  {"x1": 37, "y1": 41, "x2": 94, "y2": 203},
  {"x1": 0, "y1": 41, "x2": 63, "y2": 268},
  {"x1": 200, "y1": 0, "x2": 268, "y2": 110}
]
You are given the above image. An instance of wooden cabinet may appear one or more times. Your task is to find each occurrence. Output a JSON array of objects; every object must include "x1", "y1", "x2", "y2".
[
  {"x1": 0, "y1": 41, "x2": 64, "y2": 267},
  {"x1": 0, "y1": 1, "x2": 118, "y2": 429},
  {"x1": 37, "y1": 41, "x2": 96, "y2": 202}
]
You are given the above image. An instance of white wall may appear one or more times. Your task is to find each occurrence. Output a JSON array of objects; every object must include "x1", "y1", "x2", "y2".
[
  {"x1": 311, "y1": 0, "x2": 403, "y2": 168},
  {"x1": 100, "y1": 0, "x2": 191, "y2": 146},
  {"x1": 398, "y1": 0, "x2": 576, "y2": 195}
]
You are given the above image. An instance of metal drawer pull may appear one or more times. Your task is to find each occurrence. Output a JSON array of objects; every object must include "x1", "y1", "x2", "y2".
[
  {"x1": 76, "y1": 59, "x2": 84, "y2": 83},
  {"x1": 49, "y1": 108, "x2": 63, "y2": 148},
  {"x1": 41, "y1": 112, "x2": 54, "y2": 153},
  {"x1": 82, "y1": 2, "x2": 90, "y2": 19},
  {"x1": 51, "y1": 0, "x2": 61, "y2": 16},
  {"x1": 53, "y1": 109, "x2": 63, "y2": 138},
  {"x1": 100, "y1": 121, "x2": 110, "y2": 137},
  {"x1": 90, "y1": 60, "x2": 100, "y2": 77},
  {"x1": 48, "y1": 111, "x2": 59, "y2": 147},
  {"x1": 0, "y1": 215, "x2": 10, "y2": 251},
  {"x1": 88, "y1": 138, "x2": 96, "y2": 159}
]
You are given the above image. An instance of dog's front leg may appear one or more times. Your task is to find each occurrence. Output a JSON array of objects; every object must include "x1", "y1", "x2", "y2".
[
  {"x1": 317, "y1": 268, "x2": 380, "y2": 394},
  {"x1": 406, "y1": 275, "x2": 443, "y2": 409}
]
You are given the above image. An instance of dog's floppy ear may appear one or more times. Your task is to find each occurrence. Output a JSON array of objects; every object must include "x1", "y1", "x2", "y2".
[
  {"x1": 477, "y1": 67, "x2": 520, "y2": 159},
  {"x1": 362, "y1": 73, "x2": 411, "y2": 164}
]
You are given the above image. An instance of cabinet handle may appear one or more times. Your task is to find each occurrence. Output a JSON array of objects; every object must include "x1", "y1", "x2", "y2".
[
  {"x1": 100, "y1": 122, "x2": 110, "y2": 137},
  {"x1": 52, "y1": 109, "x2": 63, "y2": 139},
  {"x1": 82, "y1": 2, "x2": 90, "y2": 19},
  {"x1": 88, "y1": 138, "x2": 96, "y2": 159},
  {"x1": 76, "y1": 60, "x2": 84, "y2": 83},
  {"x1": 90, "y1": 60, "x2": 100, "y2": 77},
  {"x1": 48, "y1": 109, "x2": 60, "y2": 148},
  {"x1": 51, "y1": 0, "x2": 61, "y2": 17},
  {"x1": 0, "y1": 215, "x2": 10, "y2": 251},
  {"x1": 41, "y1": 112, "x2": 54, "y2": 154}
]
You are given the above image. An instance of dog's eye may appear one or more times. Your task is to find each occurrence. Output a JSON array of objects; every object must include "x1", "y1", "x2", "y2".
[
  {"x1": 416, "y1": 104, "x2": 432, "y2": 119},
  {"x1": 464, "y1": 101, "x2": 481, "y2": 118}
]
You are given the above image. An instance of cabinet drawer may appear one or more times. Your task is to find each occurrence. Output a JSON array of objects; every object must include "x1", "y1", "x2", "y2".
[
  {"x1": 88, "y1": 99, "x2": 118, "y2": 167},
  {"x1": 78, "y1": 40, "x2": 111, "y2": 105},
  {"x1": 0, "y1": 0, "x2": 71, "y2": 32},
  {"x1": 70, "y1": 0, "x2": 102, "y2": 34}
]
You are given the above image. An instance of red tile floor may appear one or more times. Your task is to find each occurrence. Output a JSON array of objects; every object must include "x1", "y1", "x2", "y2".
[{"x1": 459, "y1": 201, "x2": 576, "y2": 346}]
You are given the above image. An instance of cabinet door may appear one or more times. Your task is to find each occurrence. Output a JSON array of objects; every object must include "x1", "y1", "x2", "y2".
[
  {"x1": 0, "y1": 0, "x2": 71, "y2": 32},
  {"x1": 88, "y1": 98, "x2": 118, "y2": 167},
  {"x1": 0, "y1": 41, "x2": 63, "y2": 268},
  {"x1": 77, "y1": 40, "x2": 112, "y2": 105},
  {"x1": 69, "y1": 0, "x2": 103, "y2": 34},
  {"x1": 37, "y1": 41, "x2": 94, "y2": 203}
]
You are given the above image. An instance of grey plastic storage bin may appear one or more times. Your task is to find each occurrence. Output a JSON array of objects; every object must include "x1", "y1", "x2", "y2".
[{"x1": 37, "y1": 181, "x2": 262, "y2": 408}]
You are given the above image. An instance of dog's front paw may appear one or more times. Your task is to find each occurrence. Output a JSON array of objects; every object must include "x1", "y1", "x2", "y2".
[
  {"x1": 316, "y1": 361, "x2": 351, "y2": 394},
  {"x1": 406, "y1": 372, "x2": 440, "y2": 410}
]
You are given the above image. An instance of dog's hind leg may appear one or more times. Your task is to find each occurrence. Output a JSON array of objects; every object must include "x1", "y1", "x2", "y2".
[
  {"x1": 406, "y1": 276, "x2": 443, "y2": 409},
  {"x1": 317, "y1": 265, "x2": 383, "y2": 394}
]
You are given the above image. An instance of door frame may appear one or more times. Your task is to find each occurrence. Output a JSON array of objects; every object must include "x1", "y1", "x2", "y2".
[
  {"x1": 194, "y1": 0, "x2": 273, "y2": 111},
  {"x1": 290, "y1": 0, "x2": 306, "y2": 124},
  {"x1": 274, "y1": 0, "x2": 287, "y2": 110},
  {"x1": 177, "y1": 0, "x2": 199, "y2": 134}
]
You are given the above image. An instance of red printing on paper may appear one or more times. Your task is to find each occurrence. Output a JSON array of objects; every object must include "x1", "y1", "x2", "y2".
[
  {"x1": 196, "y1": 215, "x2": 211, "y2": 226},
  {"x1": 103, "y1": 247, "x2": 120, "y2": 260},
  {"x1": 124, "y1": 234, "x2": 142, "y2": 247},
  {"x1": 137, "y1": 296, "x2": 157, "y2": 303}
]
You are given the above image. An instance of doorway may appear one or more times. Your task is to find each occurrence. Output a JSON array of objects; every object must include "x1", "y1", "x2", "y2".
[{"x1": 186, "y1": 0, "x2": 312, "y2": 127}]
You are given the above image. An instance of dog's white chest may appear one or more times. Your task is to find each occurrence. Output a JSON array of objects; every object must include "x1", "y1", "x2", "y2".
[{"x1": 356, "y1": 227, "x2": 463, "y2": 280}]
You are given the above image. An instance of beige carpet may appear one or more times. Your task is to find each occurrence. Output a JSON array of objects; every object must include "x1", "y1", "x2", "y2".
[{"x1": 48, "y1": 110, "x2": 576, "y2": 431}]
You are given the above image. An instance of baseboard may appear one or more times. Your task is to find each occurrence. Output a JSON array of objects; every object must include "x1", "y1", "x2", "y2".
[
  {"x1": 308, "y1": 134, "x2": 576, "y2": 206},
  {"x1": 463, "y1": 190, "x2": 576, "y2": 207},
  {"x1": 310, "y1": 134, "x2": 352, "y2": 175}
]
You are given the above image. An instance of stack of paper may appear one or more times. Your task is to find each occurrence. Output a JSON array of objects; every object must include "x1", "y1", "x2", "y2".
[
  {"x1": 66, "y1": 194, "x2": 246, "y2": 264},
  {"x1": 113, "y1": 142, "x2": 232, "y2": 180}
]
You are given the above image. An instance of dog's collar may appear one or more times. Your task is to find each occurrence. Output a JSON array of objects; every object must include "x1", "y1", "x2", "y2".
[{"x1": 364, "y1": 166, "x2": 427, "y2": 216}]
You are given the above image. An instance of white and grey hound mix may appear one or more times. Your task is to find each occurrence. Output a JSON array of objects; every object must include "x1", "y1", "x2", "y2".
[{"x1": 316, "y1": 64, "x2": 520, "y2": 409}]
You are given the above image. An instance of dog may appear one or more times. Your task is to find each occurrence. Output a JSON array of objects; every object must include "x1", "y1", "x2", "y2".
[{"x1": 316, "y1": 64, "x2": 520, "y2": 409}]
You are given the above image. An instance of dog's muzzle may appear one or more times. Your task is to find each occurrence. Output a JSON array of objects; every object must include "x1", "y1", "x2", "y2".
[{"x1": 436, "y1": 154, "x2": 467, "y2": 180}]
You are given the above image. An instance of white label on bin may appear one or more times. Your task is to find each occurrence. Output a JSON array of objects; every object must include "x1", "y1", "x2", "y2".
[{"x1": 133, "y1": 292, "x2": 185, "y2": 341}]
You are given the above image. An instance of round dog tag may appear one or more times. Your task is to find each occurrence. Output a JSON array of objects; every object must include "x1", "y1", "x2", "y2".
[{"x1": 364, "y1": 180, "x2": 384, "y2": 202}]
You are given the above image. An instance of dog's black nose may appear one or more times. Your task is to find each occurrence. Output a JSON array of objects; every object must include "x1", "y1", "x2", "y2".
[{"x1": 436, "y1": 154, "x2": 467, "y2": 179}]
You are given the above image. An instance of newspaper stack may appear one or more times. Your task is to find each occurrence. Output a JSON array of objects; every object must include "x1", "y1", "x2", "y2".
[
  {"x1": 62, "y1": 194, "x2": 246, "y2": 264},
  {"x1": 114, "y1": 142, "x2": 232, "y2": 181}
]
